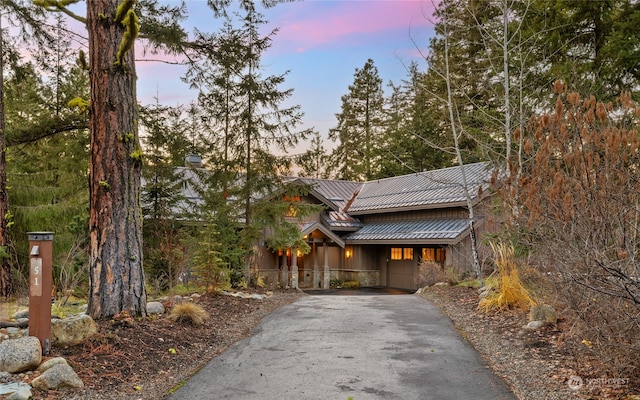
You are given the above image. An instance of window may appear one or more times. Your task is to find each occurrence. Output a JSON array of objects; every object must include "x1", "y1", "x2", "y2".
[
  {"x1": 422, "y1": 247, "x2": 446, "y2": 264},
  {"x1": 391, "y1": 247, "x2": 414, "y2": 261}
]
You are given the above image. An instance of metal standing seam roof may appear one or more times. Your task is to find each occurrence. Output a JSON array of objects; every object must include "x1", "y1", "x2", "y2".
[
  {"x1": 344, "y1": 218, "x2": 472, "y2": 245},
  {"x1": 347, "y1": 162, "x2": 493, "y2": 214},
  {"x1": 294, "y1": 178, "x2": 363, "y2": 212},
  {"x1": 321, "y1": 210, "x2": 363, "y2": 230}
]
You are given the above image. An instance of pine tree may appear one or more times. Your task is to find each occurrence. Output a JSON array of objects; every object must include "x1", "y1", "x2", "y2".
[
  {"x1": 329, "y1": 59, "x2": 385, "y2": 181},
  {"x1": 378, "y1": 63, "x2": 450, "y2": 178},
  {"x1": 184, "y1": 7, "x2": 308, "y2": 285},
  {"x1": 5, "y1": 35, "x2": 90, "y2": 296},
  {"x1": 0, "y1": 0, "x2": 56, "y2": 296},
  {"x1": 295, "y1": 131, "x2": 330, "y2": 179}
]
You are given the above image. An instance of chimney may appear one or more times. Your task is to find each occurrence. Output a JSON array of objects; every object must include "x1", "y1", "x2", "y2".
[{"x1": 185, "y1": 154, "x2": 202, "y2": 168}]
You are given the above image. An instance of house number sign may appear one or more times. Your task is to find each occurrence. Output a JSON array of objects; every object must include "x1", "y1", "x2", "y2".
[{"x1": 30, "y1": 257, "x2": 43, "y2": 297}]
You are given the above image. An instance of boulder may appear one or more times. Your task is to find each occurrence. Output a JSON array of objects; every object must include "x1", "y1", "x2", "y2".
[
  {"x1": 0, "y1": 336, "x2": 42, "y2": 373},
  {"x1": 529, "y1": 305, "x2": 557, "y2": 324},
  {"x1": 51, "y1": 314, "x2": 98, "y2": 346},
  {"x1": 30, "y1": 363, "x2": 83, "y2": 390},
  {"x1": 146, "y1": 302, "x2": 165, "y2": 315}
]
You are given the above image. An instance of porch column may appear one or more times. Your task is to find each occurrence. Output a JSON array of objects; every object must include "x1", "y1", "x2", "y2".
[
  {"x1": 291, "y1": 246, "x2": 299, "y2": 289},
  {"x1": 280, "y1": 251, "x2": 289, "y2": 288},
  {"x1": 323, "y1": 242, "x2": 330, "y2": 289},
  {"x1": 312, "y1": 241, "x2": 319, "y2": 289}
]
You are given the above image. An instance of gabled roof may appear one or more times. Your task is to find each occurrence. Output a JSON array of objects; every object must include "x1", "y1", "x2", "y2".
[
  {"x1": 344, "y1": 218, "x2": 472, "y2": 245},
  {"x1": 347, "y1": 162, "x2": 493, "y2": 215},
  {"x1": 299, "y1": 221, "x2": 345, "y2": 248},
  {"x1": 291, "y1": 178, "x2": 363, "y2": 212}
]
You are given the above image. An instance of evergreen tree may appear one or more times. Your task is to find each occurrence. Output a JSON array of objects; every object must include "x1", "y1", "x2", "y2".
[
  {"x1": 329, "y1": 59, "x2": 385, "y2": 181},
  {"x1": 35, "y1": 0, "x2": 189, "y2": 318},
  {"x1": 294, "y1": 131, "x2": 330, "y2": 178},
  {"x1": 378, "y1": 63, "x2": 450, "y2": 178},
  {"x1": 0, "y1": 0, "x2": 56, "y2": 296},
  {"x1": 424, "y1": 0, "x2": 502, "y2": 164},
  {"x1": 184, "y1": 7, "x2": 308, "y2": 285},
  {"x1": 139, "y1": 100, "x2": 192, "y2": 292},
  {"x1": 524, "y1": 0, "x2": 640, "y2": 100}
]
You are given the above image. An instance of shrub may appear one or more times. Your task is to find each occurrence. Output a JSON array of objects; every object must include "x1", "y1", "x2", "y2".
[
  {"x1": 329, "y1": 278, "x2": 343, "y2": 288},
  {"x1": 168, "y1": 302, "x2": 209, "y2": 325},
  {"x1": 341, "y1": 280, "x2": 360, "y2": 289},
  {"x1": 478, "y1": 242, "x2": 536, "y2": 312},
  {"x1": 416, "y1": 261, "x2": 450, "y2": 287}
]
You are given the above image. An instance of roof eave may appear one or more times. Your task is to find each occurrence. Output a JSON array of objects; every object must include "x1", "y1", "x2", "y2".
[{"x1": 348, "y1": 200, "x2": 472, "y2": 216}]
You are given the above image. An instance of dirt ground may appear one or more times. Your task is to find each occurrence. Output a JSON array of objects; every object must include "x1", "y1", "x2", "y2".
[
  {"x1": 26, "y1": 290, "x2": 305, "y2": 400},
  {"x1": 7, "y1": 285, "x2": 640, "y2": 400},
  {"x1": 419, "y1": 285, "x2": 640, "y2": 400}
]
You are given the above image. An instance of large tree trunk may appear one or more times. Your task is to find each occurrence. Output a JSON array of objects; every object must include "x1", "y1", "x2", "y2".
[
  {"x1": 0, "y1": 15, "x2": 13, "y2": 297},
  {"x1": 86, "y1": 0, "x2": 146, "y2": 319}
]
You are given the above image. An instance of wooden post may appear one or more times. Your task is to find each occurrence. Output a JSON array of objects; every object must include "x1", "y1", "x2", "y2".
[
  {"x1": 280, "y1": 251, "x2": 288, "y2": 288},
  {"x1": 312, "y1": 241, "x2": 319, "y2": 289},
  {"x1": 28, "y1": 232, "x2": 53, "y2": 355},
  {"x1": 323, "y1": 242, "x2": 330, "y2": 289}
]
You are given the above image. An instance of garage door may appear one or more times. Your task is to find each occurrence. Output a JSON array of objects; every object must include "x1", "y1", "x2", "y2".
[{"x1": 388, "y1": 261, "x2": 414, "y2": 290}]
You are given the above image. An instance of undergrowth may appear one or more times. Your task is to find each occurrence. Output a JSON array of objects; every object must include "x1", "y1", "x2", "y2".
[
  {"x1": 478, "y1": 242, "x2": 536, "y2": 312},
  {"x1": 168, "y1": 302, "x2": 209, "y2": 325}
]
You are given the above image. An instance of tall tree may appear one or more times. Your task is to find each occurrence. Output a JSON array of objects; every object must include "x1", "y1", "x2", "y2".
[
  {"x1": 185, "y1": 7, "x2": 307, "y2": 285},
  {"x1": 5, "y1": 15, "x2": 90, "y2": 293},
  {"x1": 85, "y1": 0, "x2": 146, "y2": 318},
  {"x1": 329, "y1": 59, "x2": 385, "y2": 181},
  {"x1": 295, "y1": 131, "x2": 330, "y2": 178},
  {"x1": 36, "y1": 0, "x2": 189, "y2": 318},
  {"x1": 378, "y1": 63, "x2": 450, "y2": 178},
  {"x1": 139, "y1": 100, "x2": 192, "y2": 292},
  {"x1": 0, "y1": 0, "x2": 55, "y2": 296},
  {"x1": 525, "y1": 0, "x2": 640, "y2": 100},
  {"x1": 437, "y1": 1, "x2": 484, "y2": 285}
]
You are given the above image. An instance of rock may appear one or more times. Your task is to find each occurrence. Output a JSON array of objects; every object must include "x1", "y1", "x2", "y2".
[
  {"x1": 51, "y1": 314, "x2": 98, "y2": 346},
  {"x1": 529, "y1": 304, "x2": 557, "y2": 324},
  {"x1": 30, "y1": 363, "x2": 83, "y2": 390},
  {"x1": 0, "y1": 382, "x2": 32, "y2": 400},
  {"x1": 433, "y1": 281, "x2": 449, "y2": 286},
  {"x1": 0, "y1": 371, "x2": 12, "y2": 383},
  {"x1": 250, "y1": 294, "x2": 266, "y2": 300},
  {"x1": 6, "y1": 328, "x2": 25, "y2": 339},
  {"x1": 39, "y1": 357, "x2": 68, "y2": 372},
  {"x1": 5, "y1": 386, "x2": 32, "y2": 400},
  {"x1": 146, "y1": 302, "x2": 165, "y2": 315},
  {"x1": 523, "y1": 320, "x2": 544, "y2": 330},
  {"x1": 12, "y1": 309, "x2": 29, "y2": 320},
  {"x1": 190, "y1": 293, "x2": 202, "y2": 300},
  {"x1": 0, "y1": 336, "x2": 42, "y2": 373}
]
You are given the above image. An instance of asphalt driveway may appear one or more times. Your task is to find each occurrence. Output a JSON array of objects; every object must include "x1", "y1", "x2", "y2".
[{"x1": 166, "y1": 294, "x2": 516, "y2": 400}]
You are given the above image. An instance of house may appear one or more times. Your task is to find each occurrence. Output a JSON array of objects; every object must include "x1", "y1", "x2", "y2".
[{"x1": 255, "y1": 161, "x2": 496, "y2": 291}]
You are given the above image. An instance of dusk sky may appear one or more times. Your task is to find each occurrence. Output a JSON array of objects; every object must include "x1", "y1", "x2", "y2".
[{"x1": 134, "y1": 0, "x2": 438, "y2": 154}]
